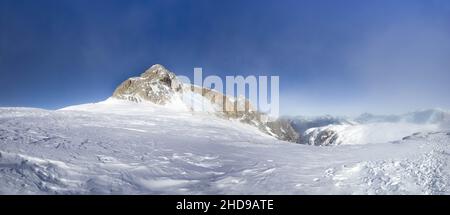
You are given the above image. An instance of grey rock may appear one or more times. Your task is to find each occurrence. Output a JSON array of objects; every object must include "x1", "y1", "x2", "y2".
[
  {"x1": 301, "y1": 128, "x2": 339, "y2": 146},
  {"x1": 265, "y1": 119, "x2": 300, "y2": 143}
]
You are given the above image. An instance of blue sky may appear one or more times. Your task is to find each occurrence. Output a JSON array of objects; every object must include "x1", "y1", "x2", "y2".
[{"x1": 1, "y1": 0, "x2": 450, "y2": 116}]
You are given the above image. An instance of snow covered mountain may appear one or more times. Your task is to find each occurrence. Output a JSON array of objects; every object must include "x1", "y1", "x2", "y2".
[
  {"x1": 302, "y1": 122, "x2": 441, "y2": 146},
  {"x1": 111, "y1": 64, "x2": 255, "y2": 113},
  {"x1": 1, "y1": 64, "x2": 449, "y2": 194},
  {"x1": 294, "y1": 109, "x2": 450, "y2": 146},
  {"x1": 107, "y1": 64, "x2": 298, "y2": 142}
]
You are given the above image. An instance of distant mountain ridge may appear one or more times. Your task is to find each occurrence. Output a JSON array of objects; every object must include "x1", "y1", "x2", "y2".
[
  {"x1": 355, "y1": 109, "x2": 450, "y2": 124},
  {"x1": 291, "y1": 109, "x2": 450, "y2": 146}
]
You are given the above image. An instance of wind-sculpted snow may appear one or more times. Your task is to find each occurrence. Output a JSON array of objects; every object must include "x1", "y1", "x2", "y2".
[{"x1": 0, "y1": 104, "x2": 449, "y2": 194}]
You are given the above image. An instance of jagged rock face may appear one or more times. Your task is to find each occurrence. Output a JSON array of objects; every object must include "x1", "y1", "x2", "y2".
[
  {"x1": 112, "y1": 64, "x2": 253, "y2": 114},
  {"x1": 265, "y1": 119, "x2": 300, "y2": 143},
  {"x1": 187, "y1": 85, "x2": 298, "y2": 143},
  {"x1": 187, "y1": 85, "x2": 255, "y2": 114},
  {"x1": 302, "y1": 127, "x2": 339, "y2": 146},
  {"x1": 112, "y1": 64, "x2": 183, "y2": 104}
]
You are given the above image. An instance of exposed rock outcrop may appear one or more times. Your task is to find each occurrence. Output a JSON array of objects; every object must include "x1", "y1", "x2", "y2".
[
  {"x1": 302, "y1": 127, "x2": 339, "y2": 146},
  {"x1": 112, "y1": 64, "x2": 183, "y2": 104}
]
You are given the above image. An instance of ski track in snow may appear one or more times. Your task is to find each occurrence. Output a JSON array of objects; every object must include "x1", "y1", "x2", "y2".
[{"x1": 0, "y1": 104, "x2": 449, "y2": 194}]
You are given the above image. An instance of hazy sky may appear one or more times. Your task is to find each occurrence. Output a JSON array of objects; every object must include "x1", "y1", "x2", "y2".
[{"x1": 1, "y1": 0, "x2": 450, "y2": 116}]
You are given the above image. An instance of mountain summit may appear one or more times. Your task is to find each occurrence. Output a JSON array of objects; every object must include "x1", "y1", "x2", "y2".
[
  {"x1": 112, "y1": 64, "x2": 247, "y2": 113},
  {"x1": 110, "y1": 64, "x2": 299, "y2": 142},
  {"x1": 112, "y1": 64, "x2": 183, "y2": 104}
]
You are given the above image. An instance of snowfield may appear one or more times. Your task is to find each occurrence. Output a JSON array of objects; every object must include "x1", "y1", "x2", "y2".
[
  {"x1": 303, "y1": 122, "x2": 440, "y2": 145},
  {"x1": 0, "y1": 99, "x2": 449, "y2": 194}
]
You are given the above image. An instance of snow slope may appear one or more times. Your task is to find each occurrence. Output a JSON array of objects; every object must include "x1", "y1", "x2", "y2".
[
  {"x1": 1, "y1": 100, "x2": 449, "y2": 194},
  {"x1": 303, "y1": 122, "x2": 440, "y2": 145}
]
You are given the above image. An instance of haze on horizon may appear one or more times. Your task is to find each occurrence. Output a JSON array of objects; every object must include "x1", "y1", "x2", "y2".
[{"x1": 1, "y1": 0, "x2": 450, "y2": 116}]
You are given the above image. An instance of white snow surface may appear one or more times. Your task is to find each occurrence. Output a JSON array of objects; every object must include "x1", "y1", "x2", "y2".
[
  {"x1": 304, "y1": 122, "x2": 440, "y2": 145},
  {"x1": 1, "y1": 99, "x2": 449, "y2": 194}
]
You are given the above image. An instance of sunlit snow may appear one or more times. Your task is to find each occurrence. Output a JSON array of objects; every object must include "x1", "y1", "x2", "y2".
[{"x1": 0, "y1": 99, "x2": 449, "y2": 194}]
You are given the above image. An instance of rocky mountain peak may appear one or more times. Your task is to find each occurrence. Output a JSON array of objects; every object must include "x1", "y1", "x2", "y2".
[
  {"x1": 112, "y1": 64, "x2": 183, "y2": 104},
  {"x1": 111, "y1": 64, "x2": 299, "y2": 143},
  {"x1": 140, "y1": 64, "x2": 174, "y2": 79}
]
